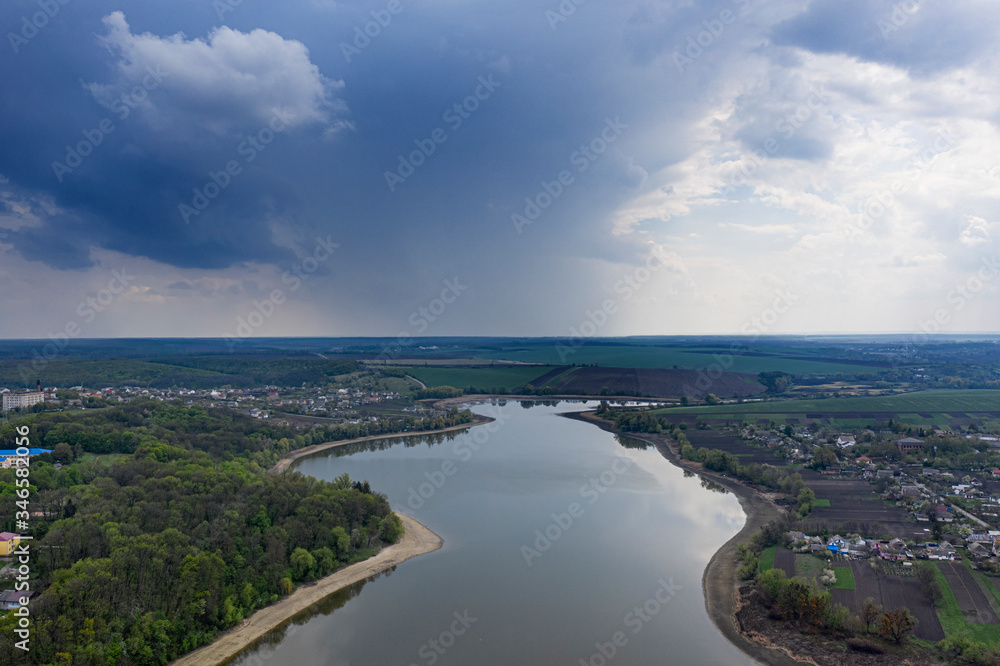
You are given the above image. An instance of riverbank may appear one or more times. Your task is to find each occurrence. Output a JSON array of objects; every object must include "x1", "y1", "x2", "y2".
[
  {"x1": 269, "y1": 414, "x2": 492, "y2": 474},
  {"x1": 170, "y1": 513, "x2": 442, "y2": 666},
  {"x1": 563, "y1": 410, "x2": 804, "y2": 666},
  {"x1": 432, "y1": 393, "x2": 666, "y2": 409}
]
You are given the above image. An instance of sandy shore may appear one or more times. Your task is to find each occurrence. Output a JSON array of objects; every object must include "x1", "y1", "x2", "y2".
[
  {"x1": 563, "y1": 411, "x2": 803, "y2": 665},
  {"x1": 269, "y1": 415, "x2": 492, "y2": 475},
  {"x1": 170, "y1": 513, "x2": 442, "y2": 666}
]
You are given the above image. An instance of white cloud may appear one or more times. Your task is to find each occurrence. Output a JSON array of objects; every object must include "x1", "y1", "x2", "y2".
[
  {"x1": 608, "y1": 37, "x2": 1000, "y2": 333},
  {"x1": 959, "y1": 215, "x2": 996, "y2": 247},
  {"x1": 720, "y1": 222, "x2": 797, "y2": 234},
  {"x1": 88, "y1": 12, "x2": 347, "y2": 134}
]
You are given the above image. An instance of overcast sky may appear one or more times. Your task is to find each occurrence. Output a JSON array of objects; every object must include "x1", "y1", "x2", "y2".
[{"x1": 1, "y1": 0, "x2": 998, "y2": 340}]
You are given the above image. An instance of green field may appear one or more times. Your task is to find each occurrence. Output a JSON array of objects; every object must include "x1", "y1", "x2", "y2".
[
  {"x1": 934, "y1": 563, "x2": 1000, "y2": 646},
  {"x1": 813, "y1": 499, "x2": 831, "y2": 507},
  {"x1": 831, "y1": 566, "x2": 855, "y2": 590},
  {"x1": 474, "y1": 345, "x2": 883, "y2": 375},
  {"x1": 671, "y1": 413, "x2": 957, "y2": 427},
  {"x1": 404, "y1": 366, "x2": 553, "y2": 391},
  {"x1": 759, "y1": 546, "x2": 776, "y2": 572},
  {"x1": 796, "y1": 553, "x2": 829, "y2": 580},
  {"x1": 654, "y1": 390, "x2": 1000, "y2": 416}
]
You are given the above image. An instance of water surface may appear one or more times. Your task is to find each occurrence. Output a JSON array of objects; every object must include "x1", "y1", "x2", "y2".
[{"x1": 230, "y1": 401, "x2": 752, "y2": 665}]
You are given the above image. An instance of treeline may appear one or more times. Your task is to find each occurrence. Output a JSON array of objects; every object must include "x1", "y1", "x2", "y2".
[
  {"x1": 412, "y1": 384, "x2": 569, "y2": 399},
  {"x1": 594, "y1": 403, "x2": 665, "y2": 432},
  {"x1": 677, "y1": 442, "x2": 813, "y2": 515},
  {"x1": 412, "y1": 386, "x2": 464, "y2": 399},
  {"x1": 2, "y1": 400, "x2": 473, "y2": 462},
  {"x1": 595, "y1": 406, "x2": 813, "y2": 514},
  {"x1": 758, "y1": 371, "x2": 793, "y2": 393},
  {"x1": 0, "y1": 357, "x2": 359, "y2": 389},
  {"x1": 0, "y1": 400, "x2": 408, "y2": 664}
]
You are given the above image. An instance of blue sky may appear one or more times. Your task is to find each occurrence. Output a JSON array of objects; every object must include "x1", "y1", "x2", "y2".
[{"x1": 0, "y1": 0, "x2": 998, "y2": 339}]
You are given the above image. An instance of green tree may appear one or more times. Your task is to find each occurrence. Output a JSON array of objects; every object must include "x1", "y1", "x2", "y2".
[
  {"x1": 860, "y1": 596, "x2": 882, "y2": 633},
  {"x1": 241, "y1": 583, "x2": 257, "y2": 611},
  {"x1": 312, "y1": 547, "x2": 337, "y2": 576},
  {"x1": 290, "y1": 548, "x2": 316, "y2": 581},
  {"x1": 878, "y1": 608, "x2": 916, "y2": 643},
  {"x1": 812, "y1": 446, "x2": 838, "y2": 469},
  {"x1": 51, "y1": 442, "x2": 74, "y2": 464}
]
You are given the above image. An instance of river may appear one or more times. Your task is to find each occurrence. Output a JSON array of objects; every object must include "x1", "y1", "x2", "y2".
[{"x1": 229, "y1": 400, "x2": 753, "y2": 665}]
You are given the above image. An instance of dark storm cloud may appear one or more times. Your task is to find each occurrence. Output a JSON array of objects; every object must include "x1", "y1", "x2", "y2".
[
  {"x1": 771, "y1": 0, "x2": 998, "y2": 74},
  {"x1": 0, "y1": 6, "x2": 344, "y2": 271}
]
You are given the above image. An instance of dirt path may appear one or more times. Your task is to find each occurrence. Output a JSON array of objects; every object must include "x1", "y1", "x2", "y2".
[
  {"x1": 269, "y1": 415, "x2": 491, "y2": 474},
  {"x1": 170, "y1": 513, "x2": 441, "y2": 666}
]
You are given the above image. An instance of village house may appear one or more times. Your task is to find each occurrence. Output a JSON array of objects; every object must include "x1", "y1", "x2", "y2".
[
  {"x1": 0, "y1": 590, "x2": 32, "y2": 610},
  {"x1": 844, "y1": 538, "x2": 870, "y2": 558},
  {"x1": 967, "y1": 532, "x2": 1000, "y2": 543},
  {"x1": 0, "y1": 533, "x2": 20, "y2": 556},
  {"x1": 968, "y1": 542, "x2": 991, "y2": 559},
  {"x1": 877, "y1": 538, "x2": 911, "y2": 561},
  {"x1": 897, "y1": 437, "x2": 924, "y2": 454},
  {"x1": 835, "y1": 435, "x2": 856, "y2": 449},
  {"x1": 925, "y1": 542, "x2": 957, "y2": 561},
  {"x1": 933, "y1": 505, "x2": 954, "y2": 523}
]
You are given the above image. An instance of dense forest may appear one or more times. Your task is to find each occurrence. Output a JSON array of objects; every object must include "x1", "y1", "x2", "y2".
[{"x1": 0, "y1": 400, "x2": 473, "y2": 664}]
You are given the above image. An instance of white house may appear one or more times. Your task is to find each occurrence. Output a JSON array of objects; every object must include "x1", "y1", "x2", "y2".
[{"x1": 836, "y1": 435, "x2": 856, "y2": 449}]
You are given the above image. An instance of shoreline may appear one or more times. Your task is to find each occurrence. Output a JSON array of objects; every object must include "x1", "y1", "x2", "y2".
[
  {"x1": 181, "y1": 398, "x2": 795, "y2": 665},
  {"x1": 562, "y1": 410, "x2": 803, "y2": 666},
  {"x1": 432, "y1": 393, "x2": 668, "y2": 409},
  {"x1": 175, "y1": 419, "x2": 481, "y2": 665},
  {"x1": 269, "y1": 414, "x2": 492, "y2": 475},
  {"x1": 170, "y1": 513, "x2": 442, "y2": 666}
]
